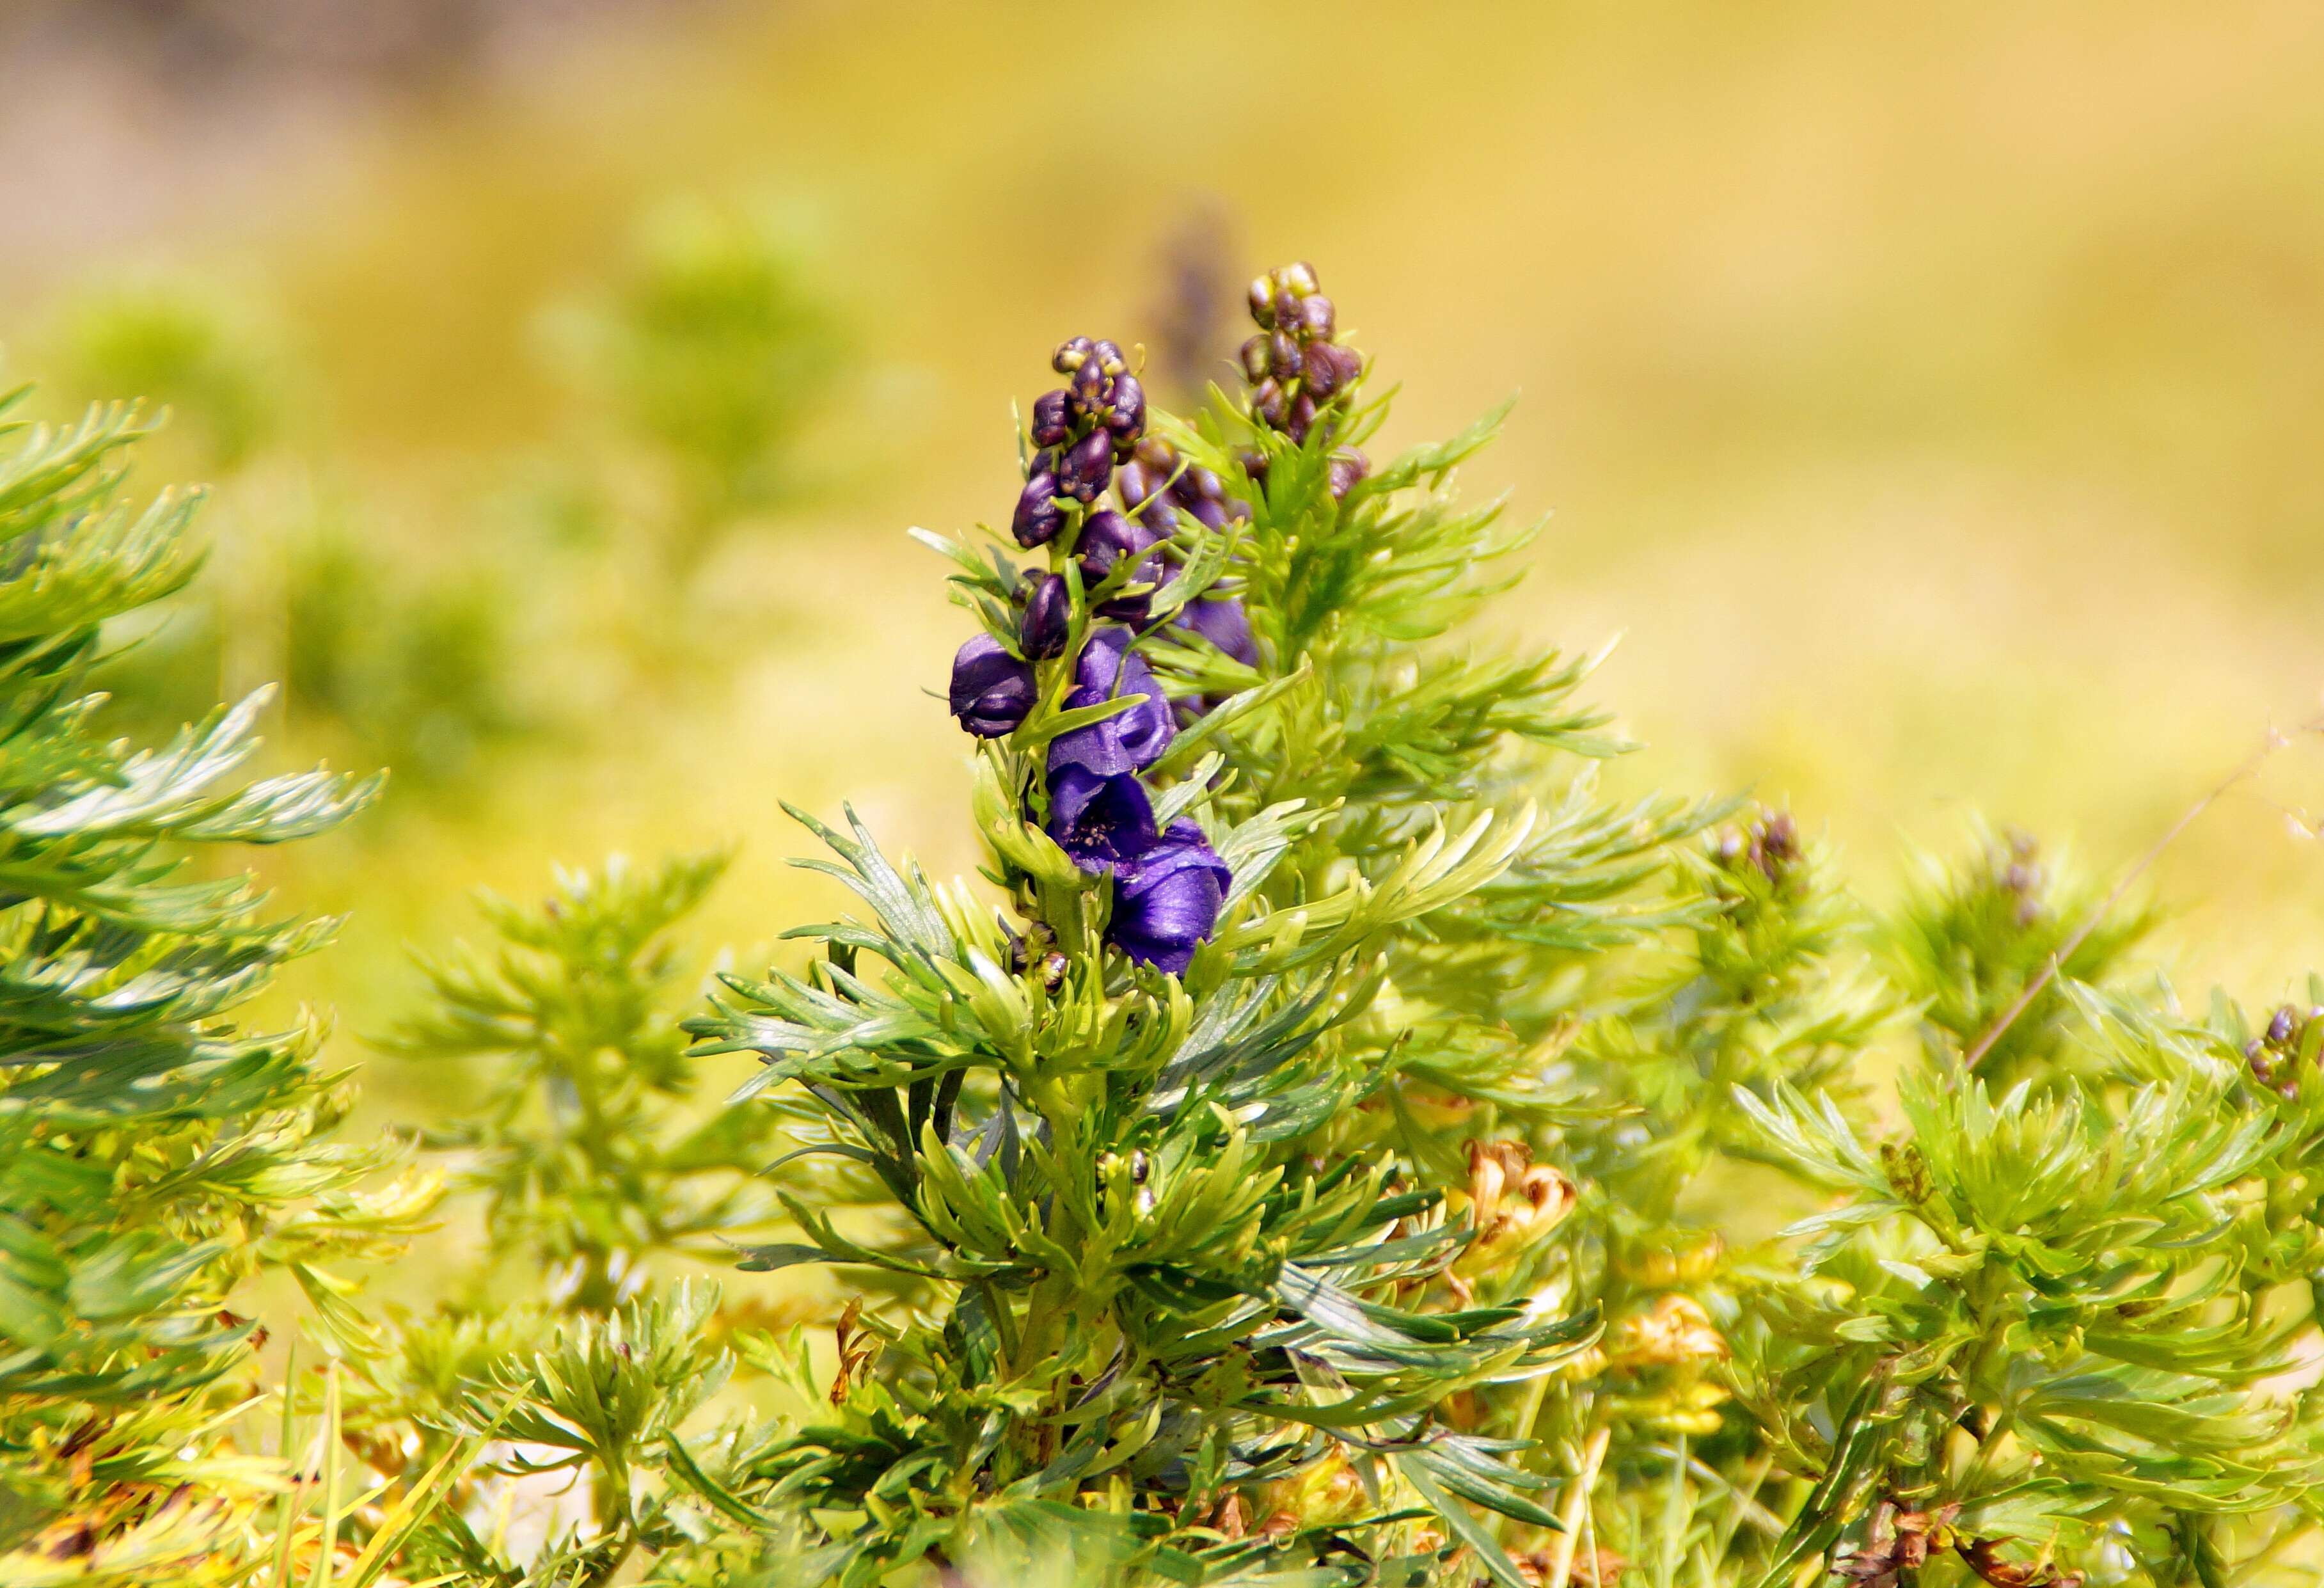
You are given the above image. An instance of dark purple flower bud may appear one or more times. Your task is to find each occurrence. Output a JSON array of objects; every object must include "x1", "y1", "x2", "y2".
[
  {"x1": 1111, "y1": 820, "x2": 1232, "y2": 974},
  {"x1": 1053, "y1": 336, "x2": 1095, "y2": 374},
  {"x1": 1057, "y1": 429, "x2": 1113, "y2": 502},
  {"x1": 1240, "y1": 335, "x2": 1270, "y2": 383},
  {"x1": 950, "y1": 633, "x2": 1036, "y2": 737},
  {"x1": 2269, "y1": 1006, "x2": 2299, "y2": 1045},
  {"x1": 1316, "y1": 342, "x2": 1362, "y2": 392},
  {"x1": 1269, "y1": 330, "x2": 1301, "y2": 381},
  {"x1": 1252, "y1": 379, "x2": 1286, "y2": 429},
  {"x1": 1013, "y1": 471, "x2": 1066, "y2": 547},
  {"x1": 1302, "y1": 340, "x2": 1349, "y2": 400},
  {"x1": 1116, "y1": 460, "x2": 1157, "y2": 512},
  {"x1": 1077, "y1": 511, "x2": 1173, "y2": 620},
  {"x1": 1020, "y1": 572, "x2": 1070, "y2": 660},
  {"x1": 1280, "y1": 260, "x2": 1319, "y2": 298},
  {"x1": 1182, "y1": 496, "x2": 1231, "y2": 532},
  {"x1": 1174, "y1": 596, "x2": 1258, "y2": 667},
  {"x1": 1048, "y1": 627, "x2": 1174, "y2": 776},
  {"x1": 1274, "y1": 285, "x2": 1302, "y2": 328},
  {"x1": 1031, "y1": 389, "x2": 1071, "y2": 447},
  {"x1": 1135, "y1": 496, "x2": 1181, "y2": 533},
  {"x1": 1286, "y1": 392, "x2": 1317, "y2": 443},
  {"x1": 1048, "y1": 765, "x2": 1160, "y2": 868},
  {"x1": 1298, "y1": 294, "x2": 1335, "y2": 339},
  {"x1": 1105, "y1": 374, "x2": 1146, "y2": 440},
  {"x1": 1247, "y1": 276, "x2": 1276, "y2": 328},
  {"x1": 1327, "y1": 450, "x2": 1370, "y2": 499},
  {"x1": 1077, "y1": 509, "x2": 1148, "y2": 574},
  {"x1": 1093, "y1": 339, "x2": 1127, "y2": 374},
  {"x1": 1172, "y1": 466, "x2": 1224, "y2": 507},
  {"x1": 1068, "y1": 356, "x2": 1108, "y2": 419}
]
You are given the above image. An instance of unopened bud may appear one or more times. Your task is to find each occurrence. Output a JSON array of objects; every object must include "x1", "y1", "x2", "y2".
[
  {"x1": 1019, "y1": 572, "x2": 1070, "y2": 659},
  {"x1": 1068, "y1": 356, "x2": 1107, "y2": 418},
  {"x1": 1252, "y1": 378, "x2": 1287, "y2": 428},
  {"x1": 1105, "y1": 374, "x2": 1146, "y2": 440},
  {"x1": 1057, "y1": 429, "x2": 1113, "y2": 502},
  {"x1": 1246, "y1": 276, "x2": 1276, "y2": 328},
  {"x1": 1269, "y1": 330, "x2": 1301, "y2": 382},
  {"x1": 1012, "y1": 472, "x2": 1065, "y2": 548}
]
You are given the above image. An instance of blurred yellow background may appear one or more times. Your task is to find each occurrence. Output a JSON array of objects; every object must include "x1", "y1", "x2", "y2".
[{"x1": 3, "y1": 0, "x2": 2322, "y2": 1129}]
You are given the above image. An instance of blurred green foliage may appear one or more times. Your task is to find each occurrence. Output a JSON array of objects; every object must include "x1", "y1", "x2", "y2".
[{"x1": 540, "y1": 198, "x2": 846, "y2": 559}]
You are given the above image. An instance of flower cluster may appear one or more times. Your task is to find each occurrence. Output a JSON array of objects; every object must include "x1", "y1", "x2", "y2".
[
  {"x1": 1712, "y1": 807, "x2": 1803, "y2": 887},
  {"x1": 945, "y1": 336, "x2": 1242, "y2": 974},
  {"x1": 1241, "y1": 258, "x2": 1370, "y2": 495},
  {"x1": 1012, "y1": 335, "x2": 1146, "y2": 551},
  {"x1": 2245, "y1": 1003, "x2": 2323, "y2": 1095}
]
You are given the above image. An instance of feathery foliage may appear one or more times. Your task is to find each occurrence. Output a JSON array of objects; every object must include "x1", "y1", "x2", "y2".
[
  {"x1": 0, "y1": 386, "x2": 397, "y2": 1576},
  {"x1": 17, "y1": 258, "x2": 2324, "y2": 1588}
]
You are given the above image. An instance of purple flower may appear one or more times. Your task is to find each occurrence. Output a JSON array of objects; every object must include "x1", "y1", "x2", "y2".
[
  {"x1": 1020, "y1": 572, "x2": 1070, "y2": 660},
  {"x1": 1013, "y1": 471, "x2": 1065, "y2": 548},
  {"x1": 1077, "y1": 510, "x2": 1173, "y2": 622},
  {"x1": 1113, "y1": 821, "x2": 1232, "y2": 973},
  {"x1": 1045, "y1": 768, "x2": 1232, "y2": 974},
  {"x1": 1047, "y1": 627, "x2": 1173, "y2": 778},
  {"x1": 1030, "y1": 389, "x2": 1071, "y2": 448},
  {"x1": 1174, "y1": 596, "x2": 1258, "y2": 667},
  {"x1": 1048, "y1": 764, "x2": 1158, "y2": 868},
  {"x1": 1057, "y1": 430, "x2": 1113, "y2": 502},
  {"x1": 949, "y1": 633, "x2": 1035, "y2": 738}
]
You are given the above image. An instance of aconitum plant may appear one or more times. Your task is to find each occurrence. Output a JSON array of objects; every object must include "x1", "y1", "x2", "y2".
[
  {"x1": 19, "y1": 262, "x2": 2324, "y2": 1588},
  {"x1": 690, "y1": 264, "x2": 2324, "y2": 1587}
]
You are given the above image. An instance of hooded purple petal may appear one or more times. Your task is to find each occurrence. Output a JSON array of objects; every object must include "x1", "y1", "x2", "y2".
[
  {"x1": 1047, "y1": 628, "x2": 1174, "y2": 777},
  {"x1": 1047, "y1": 767, "x2": 1160, "y2": 870},
  {"x1": 1111, "y1": 819, "x2": 1232, "y2": 973},
  {"x1": 949, "y1": 634, "x2": 1035, "y2": 738}
]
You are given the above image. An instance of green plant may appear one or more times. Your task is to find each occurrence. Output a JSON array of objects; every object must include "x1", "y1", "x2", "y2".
[
  {"x1": 388, "y1": 850, "x2": 773, "y2": 1312},
  {"x1": 0, "y1": 388, "x2": 403, "y2": 1580},
  {"x1": 23, "y1": 258, "x2": 2324, "y2": 1588},
  {"x1": 541, "y1": 197, "x2": 845, "y2": 567}
]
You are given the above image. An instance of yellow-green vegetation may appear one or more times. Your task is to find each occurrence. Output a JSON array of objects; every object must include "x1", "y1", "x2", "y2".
[
  {"x1": 15, "y1": 1, "x2": 2323, "y2": 1035},
  {"x1": 4, "y1": 3, "x2": 2324, "y2": 1583}
]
